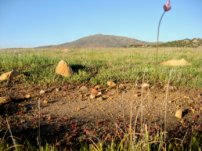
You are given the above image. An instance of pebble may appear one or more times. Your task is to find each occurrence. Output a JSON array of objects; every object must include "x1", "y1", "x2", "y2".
[
  {"x1": 175, "y1": 108, "x2": 189, "y2": 119},
  {"x1": 79, "y1": 86, "x2": 88, "y2": 93},
  {"x1": 91, "y1": 88, "x2": 98, "y2": 95},
  {"x1": 0, "y1": 96, "x2": 11, "y2": 105},
  {"x1": 25, "y1": 94, "x2": 31, "y2": 99},
  {"x1": 43, "y1": 99, "x2": 48, "y2": 104},
  {"x1": 175, "y1": 109, "x2": 183, "y2": 119},
  {"x1": 90, "y1": 94, "x2": 96, "y2": 99},
  {"x1": 141, "y1": 83, "x2": 150, "y2": 90},
  {"x1": 107, "y1": 80, "x2": 116, "y2": 88},
  {"x1": 40, "y1": 90, "x2": 46, "y2": 95}
]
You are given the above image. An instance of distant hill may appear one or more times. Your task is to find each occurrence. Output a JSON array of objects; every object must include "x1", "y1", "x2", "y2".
[
  {"x1": 159, "y1": 38, "x2": 202, "y2": 48},
  {"x1": 38, "y1": 35, "x2": 202, "y2": 49},
  {"x1": 46, "y1": 34, "x2": 149, "y2": 48}
]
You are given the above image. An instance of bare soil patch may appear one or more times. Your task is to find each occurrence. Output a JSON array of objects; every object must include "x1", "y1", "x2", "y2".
[{"x1": 0, "y1": 83, "x2": 201, "y2": 148}]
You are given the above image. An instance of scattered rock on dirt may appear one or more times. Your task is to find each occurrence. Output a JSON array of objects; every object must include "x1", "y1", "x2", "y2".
[
  {"x1": 175, "y1": 109, "x2": 183, "y2": 119},
  {"x1": 141, "y1": 83, "x2": 150, "y2": 90},
  {"x1": 79, "y1": 86, "x2": 88, "y2": 93},
  {"x1": 175, "y1": 108, "x2": 189, "y2": 119},
  {"x1": 55, "y1": 60, "x2": 73, "y2": 77},
  {"x1": 91, "y1": 88, "x2": 98, "y2": 95},
  {"x1": 107, "y1": 80, "x2": 116, "y2": 88},
  {"x1": 90, "y1": 94, "x2": 96, "y2": 99},
  {"x1": 25, "y1": 94, "x2": 31, "y2": 99},
  {"x1": 43, "y1": 99, "x2": 48, "y2": 104},
  {"x1": 0, "y1": 70, "x2": 19, "y2": 81},
  {"x1": 0, "y1": 96, "x2": 11, "y2": 105},
  {"x1": 95, "y1": 85, "x2": 101, "y2": 89},
  {"x1": 160, "y1": 59, "x2": 191, "y2": 67},
  {"x1": 164, "y1": 84, "x2": 177, "y2": 91},
  {"x1": 40, "y1": 90, "x2": 46, "y2": 95}
]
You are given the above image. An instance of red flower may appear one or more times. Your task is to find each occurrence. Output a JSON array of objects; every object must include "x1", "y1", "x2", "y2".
[{"x1": 163, "y1": 0, "x2": 171, "y2": 12}]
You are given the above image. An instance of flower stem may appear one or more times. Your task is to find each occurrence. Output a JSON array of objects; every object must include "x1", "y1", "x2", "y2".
[{"x1": 155, "y1": 11, "x2": 166, "y2": 77}]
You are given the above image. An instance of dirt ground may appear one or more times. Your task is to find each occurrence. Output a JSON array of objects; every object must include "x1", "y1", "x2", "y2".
[{"x1": 0, "y1": 83, "x2": 202, "y2": 147}]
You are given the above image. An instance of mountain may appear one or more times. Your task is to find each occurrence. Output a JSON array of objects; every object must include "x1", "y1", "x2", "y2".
[
  {"x1": 159, "y1": 38, "x2": 202, "y2": 48},
  {"x1": 38, "y1": 34, "x2": 202, "y2": 49},
  {"x1": 49, "y1": 34, "x2": 149, "y2": 48}
]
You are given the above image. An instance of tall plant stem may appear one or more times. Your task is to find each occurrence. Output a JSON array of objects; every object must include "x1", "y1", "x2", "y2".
[{"x1": 155, "y1": 11, "x2": 166, "y2": 76}]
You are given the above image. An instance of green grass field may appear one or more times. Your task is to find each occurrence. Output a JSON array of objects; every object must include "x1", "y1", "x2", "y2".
[{"x1": 1, "y1": 47, "x2": 202, "y2": 88}]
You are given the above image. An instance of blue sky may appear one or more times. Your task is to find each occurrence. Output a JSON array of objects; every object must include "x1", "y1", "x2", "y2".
[{"x1": 0, "y1": 0, "x2": 202, "y2": 48}]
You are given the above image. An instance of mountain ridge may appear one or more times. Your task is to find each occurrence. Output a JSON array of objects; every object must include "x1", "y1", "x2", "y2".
[
  {"x1": 39, "y1": 34, "x2": 149, "y2": 48},
  {"x1": 37, "y1": 34, "x2": 202, "y2": 48}
]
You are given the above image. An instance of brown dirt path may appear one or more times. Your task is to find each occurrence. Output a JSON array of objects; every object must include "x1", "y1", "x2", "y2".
[{"x1": 0, "y1": 83, "x2": 201, "y2": 147}]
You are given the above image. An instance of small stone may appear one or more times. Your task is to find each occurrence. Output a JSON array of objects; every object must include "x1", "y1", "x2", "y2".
[
  {"x1": 0, "y1": 71, "x2": 12, "y2": 81},
  {"x1": 119, "y1": 84, "x2": 126, "y2": 89},
  {"x1": 79, "y1": 86, "x2": 88, "y2": 93},
  {"x1": 164, "y1": 84, "x2": 176, "y2": 91},
  {"x1": 141, "y1": 83, "x2": 150, "y2": 90},
  {"x1": 25, "y1": 94, "x2": 31, "y2": 99},
  {"x1": 183, "y1": 96, "x2": 190, "y2": 100},
  {"x1": 0, "y1": 70, "x2": 19, "y2": 81},
  {"x1": 76, "y1": 107, "x2": 81, "y2": 111},
  {"x1": 175, "y1": 109, "x2": 189, "y2": 119},
  {"x1": 0, "y1": 96, "x2": 11, "y2": 105},
  {"x1": 168, "y1": 100, "x2": 172, "y2": 104},
  {"x1": 197, "y1": 93, "x2": 202, "y2": 99},
  {"x1": 175, "y1": 109, "x2": 183, "y2": 119},
  {"x1": 55, "y1": 60, "x2": 73, "y2": 77},
  {"x1": 91, "y1": 88, "x2": 98, "y2": 95},
  {"x1": 94, "y1": 85, "x2": 101, "y2": 89},
  {"x1": 55, "y1": 88, "x2": 60, "y2": 92},
  {"x1": 40, "y1": 90, "x2": 46, "y2": 95},
  {"x1": 107, "y1": 80, "x2": 116, "y2": 88},
  {"x1": 43, "y1": 99, "x2": 48, "y2": 104},
  {"x1": 90, "y1": 94, "x2": 96, "y2": 99},
  {"x1": 97, "y1": 92, "x2": 102, "y2": 97}
]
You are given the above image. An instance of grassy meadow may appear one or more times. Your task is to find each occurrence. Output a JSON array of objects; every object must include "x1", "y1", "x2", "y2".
[
  {"x1": 0, "y1": 47, "x2": 202, "y2": 150},
  {"x1": 0, "y1": 47, "x2": 202, "y2": 88}
]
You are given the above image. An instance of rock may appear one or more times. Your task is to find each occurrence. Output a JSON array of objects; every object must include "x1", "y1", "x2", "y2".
[
  {"x1": 141, "y1": 83, "x2": 150, "y2": 90},
  {"x1": 197, "y1": 93, "x2": 202, "y2": 99},
  {"x1": 175, "y1": 109, "x2": 189, "y2": 119},
  {"x1": 90, "y1": 94, "x2": 96, "y2": 99},
  {"x1": 94, "y1": 85, "x2": 101, "y2": 89},
  {"x1": 55, "y1": 60, "x2": 73, "y2": 77},
  {"x1": 43, "y1": 99, "x2": 48, "y2": 104},
  {"x1": 79, "y1": 86, "x2": 88, "y2": 93},
  {"x1": 39, "y1": 90, "x2": 46, "y2": 95},
  {"x1": 91, "y1": 88, "x2": 98, "y2": 95},
  {"x1": 107, "y1": 80, "x2": 116, "y2": 88},
  {"x1": 164, "y1": 84, "x2": 177, "y2": 91},
  {"x1": 25, "y1": 94, "x2": 31, "y2": 99},
  {"x1": 119, "y1": 84, "x2": 126, "y2": 89},
  {"x1": 0, "y1": 70, "x2": 19, "y2": 81},
  {"x1": 0, "y1": 96, "x2": 11, "y2": 105},
  {"x1": 55, "y1": 88, "x2": 60, "y2": 92},
  {"x1": 0, "y1": 71, "x2": 12, "y2": 81},
  {"x1": 175, "y1": 109, "x2": 183, "y2": 119},
  {"x1": 97, "y1": 92, "x2": 102, "y2": 97}
]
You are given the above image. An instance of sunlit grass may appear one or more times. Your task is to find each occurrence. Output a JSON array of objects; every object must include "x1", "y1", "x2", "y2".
[{"x1": 0, "y1": 47, "x2": 202, "y2": 87}]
